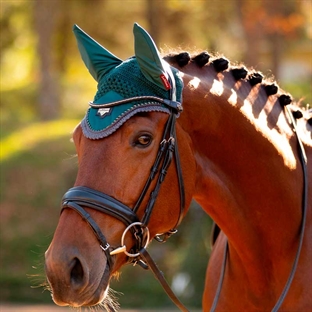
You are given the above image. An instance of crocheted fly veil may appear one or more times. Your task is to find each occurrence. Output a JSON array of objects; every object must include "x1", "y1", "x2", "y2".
[{"x1": 73, "y1": 23, "x2": 183, "y2": 139}]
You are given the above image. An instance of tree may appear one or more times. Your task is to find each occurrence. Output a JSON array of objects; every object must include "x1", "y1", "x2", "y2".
[
  {"x1": 33, "y1": 0, "x2": 61, "y2": 120},
  {"x1": 235, "y1": 0, "x2": 306, "y2": 78}
]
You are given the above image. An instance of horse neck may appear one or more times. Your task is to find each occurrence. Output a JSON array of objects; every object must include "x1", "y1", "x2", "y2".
[{"x1": 178, "y1": 68, "x2": 304, "y2": 266}]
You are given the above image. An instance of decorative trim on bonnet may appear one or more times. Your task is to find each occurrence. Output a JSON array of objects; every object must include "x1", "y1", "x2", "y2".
[{"x1": 81, "y1": 103, "x2": 170, "y2": 139}]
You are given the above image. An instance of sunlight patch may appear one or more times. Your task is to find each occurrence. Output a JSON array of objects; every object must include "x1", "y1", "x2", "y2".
[
  {"x1": 228, "y1": 89, "x2": 237, "y2": 106},
  {"x1": 240, "y1": 99, "x2": 254, "y2": 119},
  {"x1": 0, "y1": 119, "x2": 79, "y2": 162},
  {"x1": 240, "y1": 99, "x2": 297, "y2": 169},
  {"x1": 188, "y1": 77, "x2": 201, "y2": 90},
  {"x1": 210, "y1": 79, "x2": 224, "y2": 96}
]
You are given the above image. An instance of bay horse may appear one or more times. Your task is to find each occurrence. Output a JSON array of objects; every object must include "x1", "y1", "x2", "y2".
[{"x1": 45, "y1": 23, "x2": 312, "y2": 311}]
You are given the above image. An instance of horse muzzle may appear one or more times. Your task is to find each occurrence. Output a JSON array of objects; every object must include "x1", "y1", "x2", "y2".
[{"x1": 44, "y1": 216, "x2": 111, "y2": 307}]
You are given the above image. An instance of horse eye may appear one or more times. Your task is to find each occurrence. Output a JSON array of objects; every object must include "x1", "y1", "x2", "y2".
[{"x1": 135, "y1": 134, "x2": 152, "y2": 147}]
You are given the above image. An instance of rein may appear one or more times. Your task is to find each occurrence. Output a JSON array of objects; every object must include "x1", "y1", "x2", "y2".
[{"x1": 211, "y1": 105, "x2": 309, "y2": 312}]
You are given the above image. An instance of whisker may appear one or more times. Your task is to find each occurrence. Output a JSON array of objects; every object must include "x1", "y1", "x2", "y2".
[{"x1": 98, "y1": 287, "x2": 121, "y2": 312}]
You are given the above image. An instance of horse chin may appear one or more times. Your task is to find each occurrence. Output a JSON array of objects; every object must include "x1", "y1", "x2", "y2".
[{"x1": 51, "y1": 277, "x2": 110, "y2": 308}]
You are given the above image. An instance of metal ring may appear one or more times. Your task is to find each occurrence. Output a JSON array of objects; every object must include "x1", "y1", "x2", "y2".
[{"x1": 121, "y1": 222, "x2": 150, "y2": 257}]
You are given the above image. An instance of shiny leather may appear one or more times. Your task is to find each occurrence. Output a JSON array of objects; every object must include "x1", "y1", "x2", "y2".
[{"x1": 63, "y1": 186, "x2": 140, "y2": 226}]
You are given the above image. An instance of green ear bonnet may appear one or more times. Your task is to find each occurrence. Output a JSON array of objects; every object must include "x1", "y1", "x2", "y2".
[{"x1": 73, "y1": 23, "x2": 183, "y2": 139}]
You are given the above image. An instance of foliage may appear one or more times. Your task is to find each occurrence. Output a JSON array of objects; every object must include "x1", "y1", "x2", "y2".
[
  {"x1": 0, "y1": 132, "x2": 78, "y2": 303},
  {"x1": 1, "y1": 0, "x2": 311, "y2": 117}
]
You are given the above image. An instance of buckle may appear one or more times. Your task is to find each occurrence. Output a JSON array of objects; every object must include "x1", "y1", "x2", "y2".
[{"x1": 154, "y1": 229, "x2": 178, "y2": 243}]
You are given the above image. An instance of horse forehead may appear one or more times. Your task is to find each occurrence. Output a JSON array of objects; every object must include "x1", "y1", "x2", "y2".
[
  {"x1": 76, "y1": 112, "x2": 166, "y2": 152},
  {"x1": 73, "y1": 124, "x2": 114, "y2": 157}
]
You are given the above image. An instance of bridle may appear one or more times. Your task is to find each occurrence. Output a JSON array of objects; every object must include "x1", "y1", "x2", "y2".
[
  {"x1": 61, "y1": 73, "x2": 190, "y2": 310},
  {"x1": 60, "y1": 76, "x2": 308, "y2": 311}
]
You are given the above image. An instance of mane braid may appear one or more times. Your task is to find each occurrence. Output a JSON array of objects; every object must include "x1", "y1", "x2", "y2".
[
  {"x1": 292, "y1": 110, "x2": 303, "y2": 119},
  {"x1": 163, "y1": 52, "x2": 191, "y2": 67},
  {"x1": 212, "y1": 57, "x2": 229, "y2": 72},
  {"x1": 279, "y1": 94, "x2": 293, "y2": 106},
  {"x1": 264, "y1": 83, "x2": 279, "y2": 96},
  {"x1": 191, "y1": 52, "x2": 210, "y2": 67},
  {"x1": 231, "y1": 67, "x2": 248, "y2": 81},
  {"x1": 163, "y1": 50, "x2": 312, "y2": 124},
  {"x1": 248, "y1": 72, "x2": 263, "y2": 86}
]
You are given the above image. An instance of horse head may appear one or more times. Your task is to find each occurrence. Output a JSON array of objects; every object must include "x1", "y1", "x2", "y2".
[
  {"x1": 45, "y1": 22, "x2": 312, "y2": 311},
  {"x1": 45, "y1": 24, "x2": 196, "y2": 309}
]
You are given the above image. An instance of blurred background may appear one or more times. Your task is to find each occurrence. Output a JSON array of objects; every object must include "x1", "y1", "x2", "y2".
[{"x1": 0, "y1": 0, "x2": 311, "y2": 310}]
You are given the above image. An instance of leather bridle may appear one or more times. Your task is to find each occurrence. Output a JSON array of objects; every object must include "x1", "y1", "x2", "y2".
[
  {"x1": 60, "y1": 80, "x2": 308, "y2": 311},
  {"x1": 61, "y1": 93, "x2": 190, "y2": 311}
]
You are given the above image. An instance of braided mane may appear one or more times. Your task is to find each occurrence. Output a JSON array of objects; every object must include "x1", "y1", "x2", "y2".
[{"x1": 164, "y1": 51, "x2": 312, "y2": 129}]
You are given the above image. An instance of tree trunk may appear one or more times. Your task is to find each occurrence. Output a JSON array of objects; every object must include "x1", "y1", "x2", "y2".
[
  {"x1": 234, "y1": 0, "x2": 263, "y2": 69},
  {"x1": 33, "y1": 0, "x2": 60, "y2": 120},
  {"x1": 146, "y1": 0, "x2": 160, "y2": 45},
  {"x1": 265, "y1": 0, "x2": 284, "y2": 80}
]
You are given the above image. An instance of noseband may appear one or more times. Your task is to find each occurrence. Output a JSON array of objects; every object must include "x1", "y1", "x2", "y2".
[{"x1": 62, "y1": 94, "x2": 190, "y2": 311}]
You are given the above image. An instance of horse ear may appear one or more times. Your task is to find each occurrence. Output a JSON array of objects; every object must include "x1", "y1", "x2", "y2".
[
  {"x1": 133, "y1": 23, "x2": 171, "y2": 90},
  {"x1": 73, "y1": 25, "x2": 122, "y2": 82}
]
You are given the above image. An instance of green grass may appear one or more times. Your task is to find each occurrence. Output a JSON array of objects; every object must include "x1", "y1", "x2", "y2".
[{"x1": 1, "y1": 119, "x2": 79, "y2": 161}]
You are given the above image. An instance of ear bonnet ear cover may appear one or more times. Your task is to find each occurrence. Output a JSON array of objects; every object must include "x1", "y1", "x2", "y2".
[{"x1": 73, "y1": 23, "x2": 183, "y2": 139}]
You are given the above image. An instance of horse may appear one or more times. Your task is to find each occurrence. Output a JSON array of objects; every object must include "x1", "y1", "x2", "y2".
[{"x1": 44, "y1": 23, "x2": 312, "y2": 311}]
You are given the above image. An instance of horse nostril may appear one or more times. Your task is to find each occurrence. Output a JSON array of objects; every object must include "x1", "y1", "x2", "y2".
[{"x1": 70, "y1": 257, "x2": 84, "y2": 285}]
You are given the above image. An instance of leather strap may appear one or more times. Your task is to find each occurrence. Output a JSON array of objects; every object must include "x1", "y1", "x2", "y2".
[
  {"x1": 139, "y1": 247, "x2": 189, "y2": 312},
  {"x1": 133, "y1": 112, "x2": 185, "y2": 235},
  {"x1": 61, "y1": 200, "x2": 114, "y2": 269},
  {"x1": 172, "y1": 121, "x2": 186, "y2": 228},
  {"x1": 63, "y1": 186, "x2": 140, "y2": 226},
  {"x1": 210, "y1": 105, "x2": 309, "y2": 311},
  {"x1": 271, "y1": 106, "x2": 308, "y2": 311},
  {"x1": 210, "y1": 241, "x2": 228, "y2": 312}
]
